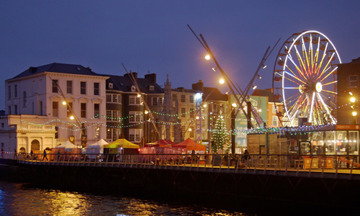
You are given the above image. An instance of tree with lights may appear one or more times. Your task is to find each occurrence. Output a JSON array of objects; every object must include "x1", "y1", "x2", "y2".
[{"x1": 212, "y1": 114, "x2": 230, "y2": 153}]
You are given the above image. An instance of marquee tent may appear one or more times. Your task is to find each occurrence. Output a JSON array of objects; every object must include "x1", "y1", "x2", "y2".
[
  {"x1": 174, "y1": 138, "x2": 206, "y2": 152},
  {"x1": 104, "y1": 138, "x2": 139, "y2": 149}
]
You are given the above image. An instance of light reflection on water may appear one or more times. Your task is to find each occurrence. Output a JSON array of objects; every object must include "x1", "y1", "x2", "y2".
[{"x1": 0, "y1": 182, "x2": 244, "y2": 216}]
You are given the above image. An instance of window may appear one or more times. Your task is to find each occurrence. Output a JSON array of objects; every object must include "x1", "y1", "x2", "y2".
[
  {"x1": 181, "y1": 95, "x2": 186, "y2": 103},
  {"x1": 131, "y1": 85, "x2": 136, "y2": 92},
  {"x1": 108, "y1": 82, "x2": 113, "y2": 89},
  {"x1": 8, "y1": 86, "x2": 11, "y2": 99},
  {"x1": 94, "y1": 83, "x2": 99, "y2": 95},
  {"x1": 8, "y1": 106, "x2": 11, "y2": 115},
  {"x1": 172, "y1": 94, "x2": 177, "y2": 101},
  {"x1": 272, "y1": 104, "x2": 277, "y2": 114},
  {"x1": 129, "y1": 129, "x2": 142, "y2": 142},
  {"x1": 152, "y1": 97, "x2": 158, "y2": 106},
  {"x1": 129, "y1": 95, "x2": 141, "y2": 105},
  {"x1": 23, "y1": 91, "x2": 27, "y2": 107},
  {"x1": 81, "y1": 82, "x2": 86, "y2": 94},
  {"x1": 272, "y1": 116, "x2": 278, "y2": 127},
  {"x1": 14, "y1": 84, "x2": 17, "y2": 98},
  {"x1": 106, "y1": 110, "x2": 111, "y2": 120},
  {"x1": 190, "y1": 108, "x2": 194, "y2": 118},
  {"x1": 94, "y1": 104, "x2": 100, "y2": 119},
  {"x1": 181, "y1": 108, "x2": 186, "y2": 117},
  {"x1": 52, "y1": 80, "x2": 58, "y2": 93},
  {"x1": 129, "y1": 111, "x2": 142, "y2": 123},
  {"x1": 67, "y1": 81, "x2": 73, "y2": 94},
  {"x1": 14, "y1": 105, "x2": 18, "y2": 115},
  {"x1": 113, "y1": 111, "x2": 118, "y2": 120},
  {"x1": 107, "y1": 128, "x2": 112, "y2": 139},
  {"x1": 55, "y1": 126, "x2": 59, "y2": 139},
  {"x1": 53, "y1": 102, "x2": 59, "y2": 117},
  {"x1": 67, "y1": 102, "x2": 73, "y2": 117},
  {"x1": 81, "y1": 103, "x2": 86, "y2": 118},
  {"x1": 39, "y1": 101, "x2": 43, "y2": 115},
  {"x1": 112, "y1": 94, "x2": 118, "y2": 103},
  {"x1": 106, "y1": 94, "x2": 111, "y2": 102},
  {"x1": 149, "y1": 85, "x2": 154, "y2": 91},
  {"x1": 349, "y1": 75, "x2": 358, "y2": 88},
  {"x1": 190, "y1": 95, "x2": 194, "y2": 103}
]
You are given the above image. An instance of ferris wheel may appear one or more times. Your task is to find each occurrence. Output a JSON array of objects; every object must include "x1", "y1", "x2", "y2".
[{"x1": 272, "y1": 30, "x2": 342, "y2": 126}]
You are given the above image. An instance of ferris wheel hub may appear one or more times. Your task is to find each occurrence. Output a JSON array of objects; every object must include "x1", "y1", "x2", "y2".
[{"x1": 315, "y1": 82, "x2": 322, "y2": 93}]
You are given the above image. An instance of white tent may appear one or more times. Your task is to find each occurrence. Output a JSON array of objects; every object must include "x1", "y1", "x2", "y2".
[
  {"x1": 85, "y1": 139, "x2": 108, "y2": 158},
  {"x1": 55, "y1": 140, "x2": 80, "y2": 149}
]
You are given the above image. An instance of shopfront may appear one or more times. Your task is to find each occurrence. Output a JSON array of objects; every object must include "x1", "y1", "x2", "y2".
[{"x1": 290, "y1": 125, "x2": 360, "y2": 156}]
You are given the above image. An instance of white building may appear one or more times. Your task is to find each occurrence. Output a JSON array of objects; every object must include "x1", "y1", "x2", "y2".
[{"x1": 2, "y1": 63, "x2": 108, "y2": 153}]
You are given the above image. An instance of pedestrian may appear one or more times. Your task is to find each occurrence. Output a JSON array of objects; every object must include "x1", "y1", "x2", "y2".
[
  {"x1": 57, "y1": 151, "x2": 61, "y2": 161},
  {"x1": 242, "y1": 149, "x2": 250, "y2": 163},
  {"x1": 43, "y1": 149, "x2": 48, "y2": 161},
  {"x1": 1, "y1": 148, "x2": 4, "y2": 158},
  {"x1": 14, "y1": 148, "x2": 17, "y2": 159},
  {"x1": 30, "y1": 150, "x2": 33, "y2": 159}
]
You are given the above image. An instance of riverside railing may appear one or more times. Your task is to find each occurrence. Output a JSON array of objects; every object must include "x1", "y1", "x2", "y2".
[{"x1": 15, "y1": 153, "x2": 360, "y2": 175}]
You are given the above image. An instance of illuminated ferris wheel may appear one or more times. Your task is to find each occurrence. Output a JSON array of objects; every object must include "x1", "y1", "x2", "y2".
[{"x1": 272, "y1": 30, "x2": 342, "y2": 126}]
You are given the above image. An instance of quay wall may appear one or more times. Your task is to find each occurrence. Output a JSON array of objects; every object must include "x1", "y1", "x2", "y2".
[{"x1": 1, "y1": 161, "x2": 360, "y2": 213}]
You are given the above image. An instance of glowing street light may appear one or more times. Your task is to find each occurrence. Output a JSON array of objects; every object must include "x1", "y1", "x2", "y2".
[
  {"x1": 219, "y1": 78, "x2": 225, "y2": 84},
  {"x1": 137, "y1": 93, "x2": 141, "y2": 98},
  {"x1": 232, "y1": 103, "x2": 237, "y2": 108},
  {"x1": 252, "y1": 85, "x2": 257, "y2": 90},
  {"x1": 69, "y1": 115, "x2": 75, "y2": 120},
  {"x1": 352, "y1": 111, "x2": 358, "y2": 117},
  {"x1": 144, "y1": 110, "x2": 149, "y2": 115},
  {"x1": 62, "y1": 101, "x2": 67, "y2": 106},
  {"x1": 204, "y1": 54, "x2": 211, "y2": 60},
  {"x1": 350, "y1": 96, "x2": 356, "y2": 103}
]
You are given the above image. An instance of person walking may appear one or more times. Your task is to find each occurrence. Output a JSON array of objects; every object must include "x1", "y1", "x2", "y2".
[
  {"x1": 1, "y1": 148, "x2": 4, "y2": 158},
  {"x1": 43, "y1": 149, "x2": 48, "y2": 161}
]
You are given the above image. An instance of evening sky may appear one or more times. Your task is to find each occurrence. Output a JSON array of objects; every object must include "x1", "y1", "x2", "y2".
[{"x1": 1, "y1": 0, "x2": 360, "y2": 110}]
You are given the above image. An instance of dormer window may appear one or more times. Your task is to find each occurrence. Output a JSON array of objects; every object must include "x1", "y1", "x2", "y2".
[
  {"x1": 108, "y1": 82, "x2": 113, "y2": 89},
  {"x1": 131, "y1": 85, "x2": 136, "y2": 92},
  {"x1": 149, "y1": 85, "x2": 155, "y2": 91}
]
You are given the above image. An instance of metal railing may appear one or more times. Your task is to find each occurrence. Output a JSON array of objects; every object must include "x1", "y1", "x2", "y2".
[{"x1": 13, "y1": 153, "x2": 360, "y2": 175}]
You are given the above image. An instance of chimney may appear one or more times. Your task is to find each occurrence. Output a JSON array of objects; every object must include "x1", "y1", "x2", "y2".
[
  {"x1": 29, "y1": 67, "x2": 37, "y2": 74},
  {"x1": 145, "y1": 73, "x2": 156, "y2": 83},
  {"x1": 192, "y1": 80, "x2": 204, "y2": 92}
]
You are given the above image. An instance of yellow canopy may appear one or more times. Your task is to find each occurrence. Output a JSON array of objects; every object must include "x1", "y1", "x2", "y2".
[{"x1": 104, "y1": 138, "x2": 139, "y2": 149}]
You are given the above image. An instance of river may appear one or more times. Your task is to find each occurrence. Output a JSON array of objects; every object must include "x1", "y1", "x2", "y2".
[{"x1": 0, "y1": 181, "x2": 246, "y2": 216}]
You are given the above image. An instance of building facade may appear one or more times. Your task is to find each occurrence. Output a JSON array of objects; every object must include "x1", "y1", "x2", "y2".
[
  {"x1": 3, "y1": 63, "x2": 108, "y2": 152},
  {"x1": 337, "y1": 57, "x2": 360, "y2": 124}
]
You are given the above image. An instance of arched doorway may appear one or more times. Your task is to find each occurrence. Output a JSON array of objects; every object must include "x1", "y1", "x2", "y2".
[
  {"x1": 31, "y1": 139, "x2": 40, "y2": 151},
  {"x1": 19, "y1": 147, "x2": 26, "y2": 153}
]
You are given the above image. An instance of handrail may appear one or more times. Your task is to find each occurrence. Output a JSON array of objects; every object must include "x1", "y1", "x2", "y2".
[{"x1": 13, "y1": 153, "x2": 360, "y2": 176}]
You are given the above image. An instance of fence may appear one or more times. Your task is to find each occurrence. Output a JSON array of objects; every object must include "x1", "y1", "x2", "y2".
[{"x1": 13, "y1": 152, "x2": 360, "y2": 175}]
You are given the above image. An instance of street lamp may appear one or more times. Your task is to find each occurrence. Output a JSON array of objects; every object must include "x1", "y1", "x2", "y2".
[
  {"x1": 350, "y1": 96, "x2": 356, "y2": 103},
  {"x1": 219, "y1": 78, "x2": 225, "y2": 85},
  {"x1": 205, "y1": 54, "x2": 211, "y2": 61},
  {"x1": 352, "y1": 111, "x2": 357, "y2": 117}
]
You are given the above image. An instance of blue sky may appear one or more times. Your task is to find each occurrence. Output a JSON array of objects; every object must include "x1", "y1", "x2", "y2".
[{"x1": 1, "y1": 0, "x2": 360, "y2": 110}]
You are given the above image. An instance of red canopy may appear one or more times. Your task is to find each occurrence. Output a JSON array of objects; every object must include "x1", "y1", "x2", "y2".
[
  {"x1": 145, "y1": 140, "x2": 176, "y2": 148},
  {"x1": 174, "y1": 138, "x2": 206, "y2": 151}
]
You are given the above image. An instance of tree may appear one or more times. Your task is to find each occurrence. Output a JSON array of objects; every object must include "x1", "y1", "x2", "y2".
[{"x1": 212, "y1": 114, "x2": 230, "y2": 153}]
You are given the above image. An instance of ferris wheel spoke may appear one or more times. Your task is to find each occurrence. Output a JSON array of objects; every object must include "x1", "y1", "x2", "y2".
[
  {"x1": 318, "y1": 52, "x2": 335, "y2": 79},
  {"x1": 322, "y1": 80, "x2": 337, "y2": 86},
  {"x1": 309, "y1": 92, "x2": 316, "y2": 123},
  {"x1": 287, "y1": 54, "x2": 307, "y2": 80},
  {"x1": 280, "y1": 71, "x2": 305, "y2": 85},
  {"x1": 316, "y1": 42, "x2": 329, "y2": 76},
  {"x1": 319, "y1": 92, "x2": 337, "y2": 108},
  {"x1": 301, "y1": 36, "x2": 311, "y2": 75},
  {"x1": 320, "y1": 66, "x2": 338, "y2": 83},
  {"x1": 283, "y1": 87, "x2": 299, "y2": 90},
  {"x1": 309, "y1": 34, "x2": 314, "y2": 73},
  {"x1": 317, "y1": 93, "x2": 336, "y2": 124},
  {"x1": 293, "y1": 45, "x2": 308, "y2": 78}
]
